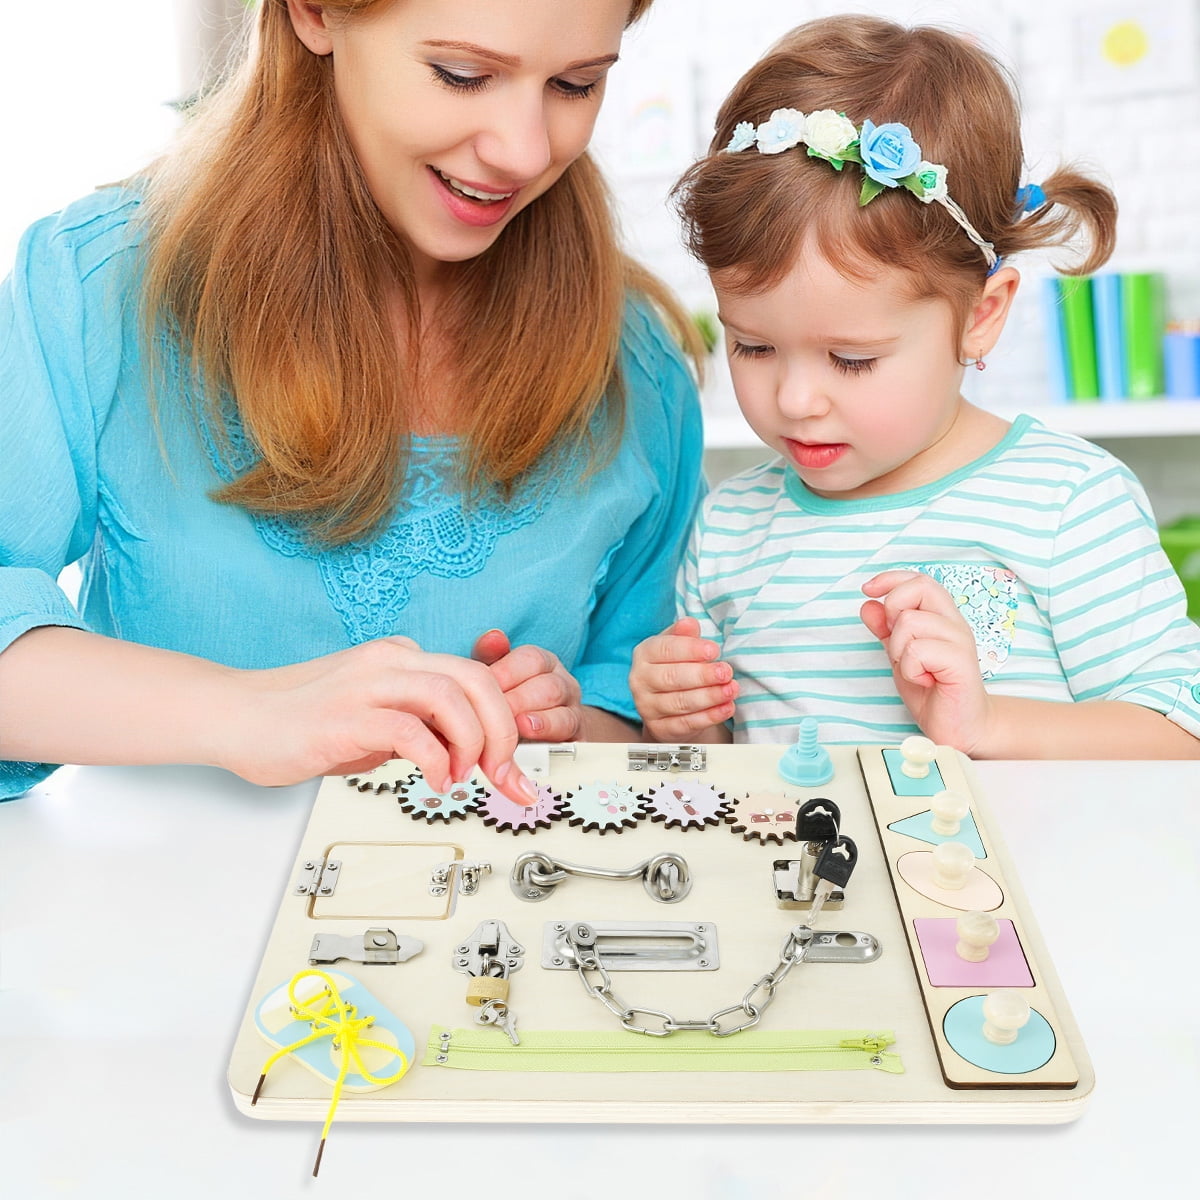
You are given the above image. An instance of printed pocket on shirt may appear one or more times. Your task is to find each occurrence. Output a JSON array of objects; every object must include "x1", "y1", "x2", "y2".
[{"x1": 904, "y1": 562, "x2": 1018, "y2": 681}]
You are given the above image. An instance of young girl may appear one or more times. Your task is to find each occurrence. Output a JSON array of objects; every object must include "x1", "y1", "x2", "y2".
[
  {"x1": 0, "y1": 0, "x2": 704, "y2": 801},
  {"x1": 630, "y1": 14, "x2": 1200, "y2": 759}
]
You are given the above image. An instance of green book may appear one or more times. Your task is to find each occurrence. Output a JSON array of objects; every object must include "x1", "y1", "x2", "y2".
[
  {"x1": 1057, "y1": 277, "x2": 1099, "y2": 401},
  {"x1": 1121, "y1": 272, "x2": 1166, "y2": 398}
]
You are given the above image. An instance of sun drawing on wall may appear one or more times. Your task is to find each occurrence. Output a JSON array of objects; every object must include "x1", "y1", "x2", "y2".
[{"x1": 1101, "y1": 20, "x2": 1150, "y2": 68}]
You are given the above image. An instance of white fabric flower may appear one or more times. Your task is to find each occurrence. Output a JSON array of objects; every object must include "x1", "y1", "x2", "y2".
[
  {"x1": 914, "y1": 160, "x2": 949, "y2": 203},
  {"x1": 725, "y1": 121, "x2": 757, "y2": 153},
  {"x1": 803, "y1": 109, "x2": 858, "y2": 160},
  {"x1": 755, "y1": 108, "x2": 806, "y2": 155}
]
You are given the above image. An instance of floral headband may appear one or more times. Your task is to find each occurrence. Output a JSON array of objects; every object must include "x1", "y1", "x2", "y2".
[{"x1": 725, "y1": 108, "x2": 1000, "y2": 272}]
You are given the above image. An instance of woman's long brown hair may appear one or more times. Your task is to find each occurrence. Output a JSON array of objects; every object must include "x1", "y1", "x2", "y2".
[{"x1": 139, "y1": 0, "x2": 692, "y2": 545}]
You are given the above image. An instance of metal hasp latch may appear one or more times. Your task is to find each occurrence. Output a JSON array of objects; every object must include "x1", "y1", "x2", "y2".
[
  {"x1": 308, "y1": 928, "x2": 424, "y2": 966},
  {"x1": 627, "y1": 744, "x2": 707, "y2": 772},
  {"x1": 774, "y1": 797, "x2": 847, "y2": 910},
  {"x1": 510, "y1": 850, "x2": 692, "y2": 903},
  {"x1": 452, "y1": 919, "x2": 525, "y2": 978},
  {"x1": 544, "y1": 920, "x2": 719, "y2": 971},
  {"x1": 429, "y1": 860, "x2": 492, "y2": 898},
  {"x1": 293, "y1": 856, "x2": 342, "y2": 897}
]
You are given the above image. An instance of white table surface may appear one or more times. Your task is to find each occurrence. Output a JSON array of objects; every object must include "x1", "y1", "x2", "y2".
[{"x1": 2, "y1": 758, "x2": 1197, "y2": 1199}]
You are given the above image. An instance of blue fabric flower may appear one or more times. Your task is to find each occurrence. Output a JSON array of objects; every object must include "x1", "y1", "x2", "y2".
[
  {"x1": 726, "y1": 121, "x2": 757, "y2": 153},
  {"x1": 755, "y1": 108, "x2": 806, "y2": 155},
  {"x1": 858, "y1": 120, "x2": 922, "y2": 188}
]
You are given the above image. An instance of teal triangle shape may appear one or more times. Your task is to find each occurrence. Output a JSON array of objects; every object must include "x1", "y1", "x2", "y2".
[{"x1": 887, "y1": 810, "x2": 986, "y2": 858}]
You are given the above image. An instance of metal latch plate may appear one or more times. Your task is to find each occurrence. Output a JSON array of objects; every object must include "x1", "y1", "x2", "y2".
[{"x1": 542, "y1": 920, "x2": 719, "y2": 971}]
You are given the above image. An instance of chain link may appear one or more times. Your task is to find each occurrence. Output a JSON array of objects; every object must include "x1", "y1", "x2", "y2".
[{"x1": 571, "y1": 925, "x2": 813, "y2": 1037}]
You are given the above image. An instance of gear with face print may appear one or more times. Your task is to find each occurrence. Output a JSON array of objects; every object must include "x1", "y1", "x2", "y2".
[
  {"x1": 726, "y1": 791, "x2": 801, "y2": 844},
  {"x1": 639, "y1": 780, "x2": 729, "y2": 830},
  {"x1": 478, "y1": 783, "x2": 565, "y2": 834},
  {"x1": 561, "y1": 781, "x2": 642, "y2": 834},
  {"x1": 345, "y1": 765, "x2": 417, "y2": 794},
  {"x1": 397, "y1": 777, "x2": 486, "y2": 822}
]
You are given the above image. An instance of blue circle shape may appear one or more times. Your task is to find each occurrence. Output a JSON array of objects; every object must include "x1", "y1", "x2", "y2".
[{"x1": 942, "y1": 995, "x2": 1056, "y2": 1074}]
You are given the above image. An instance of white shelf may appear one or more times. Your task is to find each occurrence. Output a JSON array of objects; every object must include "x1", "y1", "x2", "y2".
[{"x1": 702, "y1": 400, "x2": 1200, "y2": 449}]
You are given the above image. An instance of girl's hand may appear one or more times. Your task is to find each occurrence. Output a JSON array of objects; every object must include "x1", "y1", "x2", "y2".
[
  {"x1": 223, "y1": 636, "x2": 538, "y2": 805},
  {"x1": 629, "y1": 617, "x2": 738, "y2": 741},
  {"x1": 860, "y1": 570, "x2": 993, "y2": 753},
  {"x1": 471, "y1": 628, "x2": 584, "y2": 741}
]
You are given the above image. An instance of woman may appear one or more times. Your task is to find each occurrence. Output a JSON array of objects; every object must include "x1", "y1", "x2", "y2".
[{"x1": 0, "y1": 0, "x2": 703, "y2": 801}]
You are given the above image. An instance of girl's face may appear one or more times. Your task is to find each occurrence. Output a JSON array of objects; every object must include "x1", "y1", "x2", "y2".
[
  {"x1": 297, "y1": 0, "x2": 629, "y2": 287},
  {"x1": 715, "y1": 245, "x2": 982, "y2": 500}
]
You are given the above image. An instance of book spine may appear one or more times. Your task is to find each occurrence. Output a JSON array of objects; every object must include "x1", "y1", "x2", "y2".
[
  {"x1": 1164, "y1": 330, "x2": 1200, "y2": 399},
  {"x1": 1091, "y1": 273, "x2": 1126, "y2": 401},
  {"x1": 1122, "y1": 272, "x2": 1165, "y2": 398},
  {"x1": 1057, "y1": 276, "x2": 1099, "y2": 401},
  {"x1": 1040, "y1": 277, "x2": 1072, "y2": 403}
]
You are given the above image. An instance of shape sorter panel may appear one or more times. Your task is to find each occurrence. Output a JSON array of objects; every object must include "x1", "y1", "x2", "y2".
[
  {"x1": 859, "y1": 747, "x2": 1082, "y2": 1090},
  {"x1": 228, "y1": 743, "x2": 1093, "y2": 1125}
]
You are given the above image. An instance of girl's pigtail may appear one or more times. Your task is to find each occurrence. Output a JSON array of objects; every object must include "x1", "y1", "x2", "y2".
[{"x1": 1003, "y1": 167, "x2": 1118, "y2": 276}]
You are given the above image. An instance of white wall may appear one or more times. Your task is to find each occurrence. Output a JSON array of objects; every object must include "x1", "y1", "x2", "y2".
[{"x1": 0, "y1": 2, "x2": 185, "y2": 267}]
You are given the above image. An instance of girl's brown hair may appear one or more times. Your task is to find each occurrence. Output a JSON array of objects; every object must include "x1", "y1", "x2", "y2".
[
  {"x1": 139, "y1": 0, "x2": 688, "y2": 545},
  {"x1": 674, "y1": 15, "x2": 1117, "y2": 342}
]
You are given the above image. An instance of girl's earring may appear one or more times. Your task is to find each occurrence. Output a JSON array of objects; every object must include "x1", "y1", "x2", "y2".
[{"x1": 969, "y1": 350, "x2": 987, "y2": 372}]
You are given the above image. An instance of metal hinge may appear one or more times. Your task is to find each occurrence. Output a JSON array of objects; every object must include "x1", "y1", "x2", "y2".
[{"x1": 293, "y1": 856, "x2": 342, "y2": 897}]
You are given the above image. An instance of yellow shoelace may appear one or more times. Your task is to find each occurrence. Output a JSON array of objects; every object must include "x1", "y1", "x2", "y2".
[{"x1": 252, "y1": 969, "x2": 411, "y2": 1176}]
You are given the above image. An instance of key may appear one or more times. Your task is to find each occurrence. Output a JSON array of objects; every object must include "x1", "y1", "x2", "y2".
[
  {"x1": 795, "y1": 797, "x2": 841, "y2": 843},
  {"x1": 476, "y1": 999, "x2": 521, "y2": 1046},
  {"x1": 496, "y1": 1005, "x2": 520, "y2": 1046},
  {"x1": 806, "y1": 835, "x2": 858, "y2": 928}
]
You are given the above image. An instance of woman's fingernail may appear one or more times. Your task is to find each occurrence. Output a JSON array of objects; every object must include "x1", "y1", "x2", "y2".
[
  {"x1": 518, "y1": 774, "x2": 539, "y2": 801},
  {"x1": 526, "y1": 713, "x2": 544, "y2": 734},
  {"x1": 493, "y1": 761, "x2": 510, "y2": 787}
]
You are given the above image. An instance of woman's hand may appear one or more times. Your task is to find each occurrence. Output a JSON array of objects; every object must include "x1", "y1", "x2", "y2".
[
  {"x1": 860, "y1": 570, "x2": 992, "y2": 753},
  {"x1": 471, "y1": 628, "x2": 585, "y2": 741},
  {"x1": 629, "y1": 617, "x2": 737, "y2": 742},
  {"x1": 225, "y1": 636, "x2": 538, "y2": 804}
]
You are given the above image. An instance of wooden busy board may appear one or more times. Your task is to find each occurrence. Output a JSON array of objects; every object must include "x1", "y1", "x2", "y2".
[{"x1": 228, "y1": 742, "x2": 1093, "y2": 1124}]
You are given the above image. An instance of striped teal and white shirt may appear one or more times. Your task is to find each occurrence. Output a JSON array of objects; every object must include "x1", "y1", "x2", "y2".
[{"x1": 683, "y1": 415, "x2": 1200, "y2": 744}]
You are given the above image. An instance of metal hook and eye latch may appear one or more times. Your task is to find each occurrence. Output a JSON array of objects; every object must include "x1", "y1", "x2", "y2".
[{"x1": 509, "y1": 850, "x2": 692, "y2": 904}]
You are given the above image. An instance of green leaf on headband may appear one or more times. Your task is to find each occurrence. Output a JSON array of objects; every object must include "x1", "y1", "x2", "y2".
[
  {"x1": 859, "y1": 176, "x2": 886, "y2": 206},
  {"x1": 901, "y1": 174, "x2": 927, "y2": 199},
  {"x1": 807, "y1": 147, "x2": 846, "y2": 170},
  {"x1": 840, "y1": 143, "x2": 864, "y2": 165}
]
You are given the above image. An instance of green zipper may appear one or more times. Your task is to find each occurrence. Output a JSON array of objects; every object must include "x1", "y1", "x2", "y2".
[{"x1": 424, "y1": 1027, "x2": 903, "y2": 1074}]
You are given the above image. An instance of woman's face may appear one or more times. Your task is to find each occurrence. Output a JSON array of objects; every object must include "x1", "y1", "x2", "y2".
[{"x1": 294, "y1": 0, "x2": 630, "y2": 287}]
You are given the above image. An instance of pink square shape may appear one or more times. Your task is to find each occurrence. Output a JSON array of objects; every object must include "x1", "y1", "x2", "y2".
[{"x1": 914, "y1": 917, "x2": 1034, "y2": 988}]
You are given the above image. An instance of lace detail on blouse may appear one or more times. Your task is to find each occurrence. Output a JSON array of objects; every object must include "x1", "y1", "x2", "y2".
[{"x1": 199, "y1": 407, "x2": 558, "y2": 643}]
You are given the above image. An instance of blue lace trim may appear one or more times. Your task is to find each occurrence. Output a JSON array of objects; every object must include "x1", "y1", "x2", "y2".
[{"x1": 198, "y1": 404, "x2": 559, "y2": 643}]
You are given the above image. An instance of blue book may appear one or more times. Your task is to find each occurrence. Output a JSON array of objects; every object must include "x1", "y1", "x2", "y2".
[
  {"x1": 1091, "y1": 273, "x2": 1125, "y2": 401},
  {"x1": 1039, "y1": 277, "x2": 1072, "y2": 403}
]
